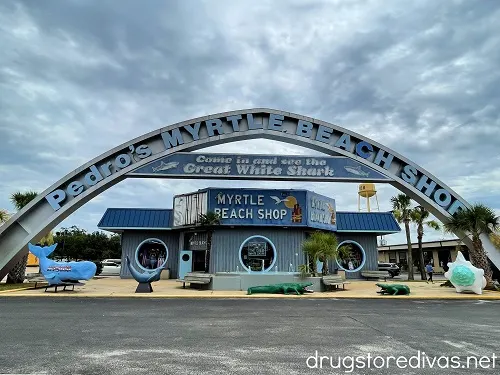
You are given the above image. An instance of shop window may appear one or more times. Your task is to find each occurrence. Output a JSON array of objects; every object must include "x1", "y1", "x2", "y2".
[
  {"x1": 398, "y1": 251, "x2": 407, "y2": 266},
  {"x1": 412, "y1": 250, "x2": 421, "y2": 267},
  {"x1": 438, "y1": 250, "x2": 451, "y2": 271},
  {"x1": 135, "y1": 238, "x2": 169, "y2": 271},
  {"x1": 239, "y1": 235, "x2": 277, "y2": 272},
  {"x1": 336, "y1": 240, "x2": 366, "y2": 272},
  {"x1": 388, "y1": 251, "x2": 397, "y2": 264}
]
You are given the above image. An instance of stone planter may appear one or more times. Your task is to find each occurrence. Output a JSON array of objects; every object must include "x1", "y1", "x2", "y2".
[{"x1": 160, "y1": 268, "x2": 170, "y2": 280}]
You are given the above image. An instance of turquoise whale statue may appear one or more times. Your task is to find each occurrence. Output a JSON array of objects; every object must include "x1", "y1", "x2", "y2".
[{"x1": 126, "y1": 255, "x2": 164, "y2": 292}]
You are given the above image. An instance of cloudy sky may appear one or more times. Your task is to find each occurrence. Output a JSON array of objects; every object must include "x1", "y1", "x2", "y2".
[{"x1": 1, "y1": 0, "x2": 499, "y2": 245}]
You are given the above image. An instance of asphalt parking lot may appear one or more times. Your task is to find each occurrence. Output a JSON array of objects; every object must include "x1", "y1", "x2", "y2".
[{"x1": 0, "y1": 298, "x2": 498, "y2": 375}]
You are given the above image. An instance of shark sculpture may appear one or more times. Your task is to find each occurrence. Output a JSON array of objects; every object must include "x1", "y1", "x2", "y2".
[
  {"x1": 28, "y1": 243, "x2": 96, "y2": 286},
  {"x1": 126, "y1": 255, "x2": 164, "y2": 293},
  {"x1": 151, "y1": 161, "x2": 179, "y2": 172},
  {"x1": 344, "y1": 165, "x2": 369, "y2": 177}
]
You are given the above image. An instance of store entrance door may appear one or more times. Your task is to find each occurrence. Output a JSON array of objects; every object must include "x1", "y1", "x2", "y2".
[
  {"x1": 179, "y1": 250, "x2": 192, "y2": 279},
  {"x1": 192, "y1": 250, "x2": 207, "y2": 272}
]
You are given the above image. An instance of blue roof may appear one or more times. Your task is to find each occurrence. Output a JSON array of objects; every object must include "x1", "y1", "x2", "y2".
[
  {"x1": 336, "y1": 212, "x2": 400, "y2": 234},
  {"x1": 97, "y1": 208, "x2": 173, "y2": 230},
  {"x1": 98, "y1": 208, "x2": 399, "y2": 234}
]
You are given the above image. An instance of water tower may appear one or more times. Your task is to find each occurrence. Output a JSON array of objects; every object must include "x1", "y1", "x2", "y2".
[{"x1": 358, "y1": 183, "x2": 379, "y2": 212}]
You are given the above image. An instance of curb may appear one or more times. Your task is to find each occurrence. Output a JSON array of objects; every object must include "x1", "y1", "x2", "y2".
[
  {"x1": 0, "y1": 287, "x2": 33, "y2": 294},
  {"x1": 1, "y1": 292, "x2": 499, "y2": 300}
]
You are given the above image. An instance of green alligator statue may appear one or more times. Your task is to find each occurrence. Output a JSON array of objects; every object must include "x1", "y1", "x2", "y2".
[
  {"x1": 247, "y1": 282, "x2": 313, "y2": 295},
  {"x1": 376, "y1": 283, "x2": 410, "y2": 295}
]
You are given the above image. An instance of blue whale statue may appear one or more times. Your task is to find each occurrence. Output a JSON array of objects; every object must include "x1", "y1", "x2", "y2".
[
  {"x1": 126, "y1": 255, "x2": 164, "y2": 283},
  {"x1": 29, "y1": 243, "x2": 97, "y2": 285}
]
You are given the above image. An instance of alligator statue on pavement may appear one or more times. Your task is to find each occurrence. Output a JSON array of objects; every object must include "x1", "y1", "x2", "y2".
[
  {"x1": 376, "y1": 283, "x2": 410, "y2": 295},
  {"x1": 247, "y1": 282, "x2": 313, "y2": 295}
]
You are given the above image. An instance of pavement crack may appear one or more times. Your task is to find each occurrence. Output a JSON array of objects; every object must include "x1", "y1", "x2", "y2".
[{"x1": 344, "y1": 315, "x2": 389, "y2": 336}]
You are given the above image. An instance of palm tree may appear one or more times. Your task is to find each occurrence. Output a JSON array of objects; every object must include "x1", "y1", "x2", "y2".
[
  {"x1": 302, "y1": 231, "x2": 350, "y2": 276},
  {"x1": 197, "y1": 211, "x2": 221, "y2": 273},
  {"x1": 6, "y1": 191, "x2": 40, "y2": 283},
  {"x1": 411, "y1": 205, "x2": 441, "y2": 280},
  {"x1": 444, "y1": 203, "x2": 499, "y2": 285},
  {"x1": 391, "y1": 193, "x2": 414, "y2": 280}
]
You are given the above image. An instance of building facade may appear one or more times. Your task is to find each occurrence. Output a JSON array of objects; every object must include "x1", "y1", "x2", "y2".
[
  {"x1": 98, "y1": 188, "x2": 400, "y2": 281},
  {"x1": 377, "y1": 239, "x2": 468, "y2": 274}
]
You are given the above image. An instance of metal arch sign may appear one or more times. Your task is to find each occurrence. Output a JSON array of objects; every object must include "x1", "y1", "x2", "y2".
[
  {"x1": 0, "y1": 108, "x2": 498, "y2": 279},
  {"x1": 43, "y1": 111, "x2": 465, "y2": 215}
]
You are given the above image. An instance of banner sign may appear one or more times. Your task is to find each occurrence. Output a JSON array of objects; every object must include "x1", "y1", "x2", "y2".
[
  {"x1": 184, "y1": 232, "x2": 208, "y2": 251},
  {"x1": 202, "y1": 188, "x2": 337, "y2": 231},
  {"x1": 306, "y1": 191, "x2": 337, "y2": 231},
  {"x1": 129, "y1": 153, "x2": 390, "y2": 182}
]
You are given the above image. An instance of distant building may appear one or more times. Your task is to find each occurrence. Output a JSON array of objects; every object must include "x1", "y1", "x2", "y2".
[{"x1": 377, "y1": 239, "x2": 468, "y2": 274}]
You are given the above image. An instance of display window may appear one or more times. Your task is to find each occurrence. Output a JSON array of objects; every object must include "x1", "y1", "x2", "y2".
[
  {"x1": 239, "y1": 235, "x2": 277, "y2": 272},
  {"x1": 336, "y1": 240, "x2": 366, "y2": 272},
  {"x1": 135, "y1": 238, "x2": 169, "y2": 271}
]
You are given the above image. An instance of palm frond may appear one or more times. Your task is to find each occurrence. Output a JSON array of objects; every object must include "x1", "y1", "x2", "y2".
[
  {"x1": 390, "y1": 194, "x2": 413, "y2": 222},
  {"x1": 198, "y1": 211, "x2": 221, "y2": 226},
  {"x1": 410, "y1": 205, "x2": 430, "y2": 223},
  {"x1": 425, "y1": 220, "x2": 441, "y2": 231},
  {"x1": 444, "y1": 203, "x2": 499, "y2": 236},
  {"x1": 302, "y1": 231, "x2": 340, "y2": 261},
  {"x1": 10, "y1": 191, "x2": 39, "y2": 210}
]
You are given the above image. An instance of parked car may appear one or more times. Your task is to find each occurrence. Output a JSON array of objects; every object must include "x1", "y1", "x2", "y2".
[
  {"x1": 100, "y1": 260, "x2": 121, "y2": 276},
  {"x1": 103, "y1": 258, "x2": 122, "y2": 265},
  {"x1": 378, "y1": 262, "x2": 400, "y2": 277}
]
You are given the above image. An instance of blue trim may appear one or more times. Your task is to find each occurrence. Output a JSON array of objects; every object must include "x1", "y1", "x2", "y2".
[
  {"x1": 238, "y1": 235, "x2": 277, "y2": 273},
  {"x1": 336, "y1": 240, "x2": 366, "y2": 273},
  {"x1": 134, "y1": 238, "x2": 169, "y2": 272}
]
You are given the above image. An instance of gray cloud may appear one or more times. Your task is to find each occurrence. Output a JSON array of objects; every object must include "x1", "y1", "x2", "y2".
[{"x1": 1, "y1": 0, "x2": 499, "y2": 245}]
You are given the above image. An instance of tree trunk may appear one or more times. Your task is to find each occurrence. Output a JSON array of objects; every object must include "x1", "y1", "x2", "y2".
[
  {"x1": 471, "y1": 235, "x2": 493, "y2": 284},
  {"x1": 417, "y1": 225, "x2": 426, "y2": 280},
  {"x1": 6, "y1": 254, "x2": 28, "y2": 284},
  {"x1": 309, "y1": 256, "x2": 317, "y2": 276},
  {"x1": 322, "y1": 258, "x2": 329, "y2": 275},
  {"x1": 205, "y1": 231, "x2": 212, "y2": 273},
  {"x1": 405, "y1": 220, "x2": 414, "y2": 280}
]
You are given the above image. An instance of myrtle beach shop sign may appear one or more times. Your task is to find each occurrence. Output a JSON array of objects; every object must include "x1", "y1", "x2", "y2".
[{"x1": 44, "y1": 111, "x2": 466, "y2": 215}]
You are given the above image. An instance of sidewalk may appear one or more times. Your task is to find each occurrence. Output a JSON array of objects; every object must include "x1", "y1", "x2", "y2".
[{"x1": 1, "y1": 277, "x2": 499, "y2": 299}]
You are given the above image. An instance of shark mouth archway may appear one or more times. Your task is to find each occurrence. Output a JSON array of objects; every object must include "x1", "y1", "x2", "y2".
[{"x1": 0, "y1": 108, "x2": 498, "y2": 278}]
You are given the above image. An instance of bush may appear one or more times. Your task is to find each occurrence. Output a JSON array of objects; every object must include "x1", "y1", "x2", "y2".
[{"x1": 298, "y1": 264, "x2": 310, "y2": 279}]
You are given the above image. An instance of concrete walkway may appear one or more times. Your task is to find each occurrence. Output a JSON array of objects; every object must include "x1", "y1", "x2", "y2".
[{"x1": 1, "y1": 276, "x2": 499, "y2": 299}]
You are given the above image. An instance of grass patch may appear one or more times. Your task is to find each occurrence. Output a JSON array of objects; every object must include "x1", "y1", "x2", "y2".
[{"x1": 0, "y1": 282, "x2": 42, "y2": 291}]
